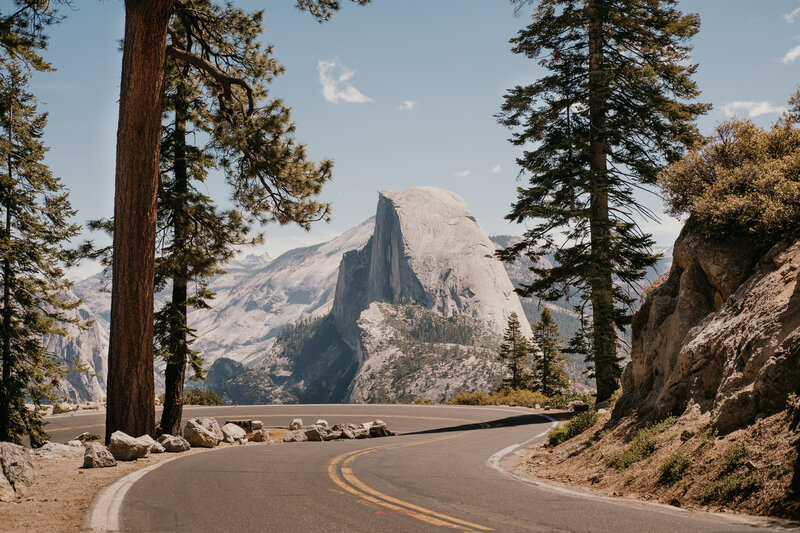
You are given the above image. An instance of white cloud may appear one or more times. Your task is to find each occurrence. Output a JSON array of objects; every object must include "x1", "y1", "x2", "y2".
[
  {"x1": 397, "y1": 100, "x2": 418, "y2": 111},
  {"x1": 490, "y1": 164, "x2": 502, "y2": 174},
  {"x1": 453, "y1": 169, "x2": 471, "y2": 177},
  {"x1": 317, "y1": 58, "x2": 373, "y2": 104},
  {"x1": 784, "y1": 6, "x2": 800, "y2": 23},
  {"x1": 783, "y1": 44, "x2": 800, "y2": 64},
  {"x1": 722, "y1": 100, "x2": 787, "y2": 118}
]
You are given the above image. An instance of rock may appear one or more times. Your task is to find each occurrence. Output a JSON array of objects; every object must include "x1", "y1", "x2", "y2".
[
  {"x1": 52, "y1": 402, "x2": 75, "y2": 414},
  {"x1": 315, "y1": 419, "x2": 329, "y2": 428},
  {"x1": 372, "y1": 419, "x2": 387, "y2": 429},
  {"x1": 680, "y1": 429, "x2": 696, "y2": 442},
  {"x1": 289, "y1": 418, "x2": 303, "y2": 430},
  {"x1": 596, "y1": 409, "x2": 608, "y2": 414},
  {"x1": 222, "y1": 423, "x2": 247, "y2": 443},
  {"x1": 250, "y1": 429, "x2": 269, "y2": 442},
  {"x1": 340, "y1": 428, "x2": 356, "y2": 439},
  {"x1": 251, "y1": 420, "x2": 263, "y2": 430},
  {"x1": 67, "y1": 440, "x2": 83, "y2": 447},
  {"x1": 150, "y1": 442, "x2": 166, "y2": 454},
  {"x1": 369, "y1": 426, "x2": 390, "y2": 438},
  {"x1": 0, "y1": 443, "x2": 34, "y2": 500},
  {"x1": 108, "y1": 431, "x2": 149, "y2": 461},
  {"x1": 183, "y1": 418, "x2": 223, "y2": 448},
  {"x1": 615, "y1": 221, "x2": 800, "y2": 433},
  {"x1": 282, "y1": 430, "x2": 308, "y2": 443},
  {"x1": 30, "y1": 442, "x2": 79, "y2": 459},
  {"x1": 136, "y1": 434, "x2": 158, "y2": 451},
  {"x1": 82, "y1": 442, "x2": 117, "y2": 468},
  {"x1": 304, "y1": 426, "x2": 325, "y2": 442},
  {"x1": 158, "y1": 434, "x2": 191, "y2": 453},
  {"x1": 323, "y1": 431, "x2": 342, "y2": 441},
  {"x1": 75, "y1": 432, "x2": 102, "y2": 443},
  {"x1": 353, "y1": 428, "x2": 370, "y2": 439}
]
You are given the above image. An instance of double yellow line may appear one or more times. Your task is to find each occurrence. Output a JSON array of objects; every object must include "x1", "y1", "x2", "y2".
[{"x1": 327, "y1": 434, "x2": 493, "y2": 532}]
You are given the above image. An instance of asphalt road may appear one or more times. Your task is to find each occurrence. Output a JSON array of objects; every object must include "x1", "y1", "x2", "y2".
[{"x1": 62, "y1": 405, "x2": 792, "y2": 532}]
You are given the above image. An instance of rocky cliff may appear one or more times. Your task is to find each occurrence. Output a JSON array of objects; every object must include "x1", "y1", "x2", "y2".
[{"x1": 615, "y1": 219, "x2": 800, "y2": 433}]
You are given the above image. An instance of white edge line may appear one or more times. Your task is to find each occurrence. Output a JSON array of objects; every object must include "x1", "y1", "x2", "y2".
[{"x1": 485, "y1": 414, "x2": 785, "y2": 529}]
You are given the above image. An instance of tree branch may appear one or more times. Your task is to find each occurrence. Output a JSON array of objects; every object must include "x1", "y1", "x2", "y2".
[{"x1": 165, "y1": 44, "x2": 254, "y2": 116}]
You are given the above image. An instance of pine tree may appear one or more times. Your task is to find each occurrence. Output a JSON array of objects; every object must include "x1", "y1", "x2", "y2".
[
  {"x1": 531, "y1": 308, "x2": 570, "y2": 397},
  {"x1": 497, "y1": 0, "x2": 709, "y2": 401},
  {"x1": 153, "y1": 2, "x2": 333, "y2": 435},
  {"x1": 498, "y1": 312, "x2": 531, "y2": 390},
  {"x1": 106, "y1": 0, "x2": 369, "y2": 441},
  {"x1": 0, "y1": 60, "x2": 82, "y2": 445}
]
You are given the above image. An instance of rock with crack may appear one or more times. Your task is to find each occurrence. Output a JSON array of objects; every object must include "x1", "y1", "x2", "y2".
[
  {"x1": 183, "y1": 418, "x2": 224, "y2": 448},
  {"x1": 159, "y1": 434, "x2": 191, "y2": 453},
  {"x1": 108, "y1": 431, "x2": 149, "y2": 461},
  {"x1": 0, "y1": 443, "x2": 34, "y2": 501},
  {"x1": 289, "y1": 418, "x2": 303, "y2": 430},
  {"x1": 83, "y1": 442, "x2": 117, "y2": 468}
]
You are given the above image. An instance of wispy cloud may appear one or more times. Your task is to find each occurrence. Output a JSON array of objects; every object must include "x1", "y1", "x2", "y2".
[
  {"x1": 489, "y1": 164, "x2": 502, "y2": 174},
  {"x1": 784, "y1": 6, "x2": 800, "y2": 23},
  {"x1": 782, "y1": 44, "x2": 800, "y2": 64},
  {"x1": 397, "y1": 100, "x2": 418, "y2": 111},
  {"x1": 317, "y1": 58, "x2": 373, "y2": 104},
  {"x1": 722, "y1": 100, "x2": 786, "y2": 118},
  {"x1": 453, "y1": 169, "x2": 471, "y2": 177}
]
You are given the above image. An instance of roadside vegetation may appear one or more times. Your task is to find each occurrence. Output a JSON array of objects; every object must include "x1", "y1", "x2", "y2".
[
  {"x1": 158, "y1": 389, "x2": 221, "y2": 406},
  {"x1": 447, "y1": 388, "x2": 594, "y2": 411}
]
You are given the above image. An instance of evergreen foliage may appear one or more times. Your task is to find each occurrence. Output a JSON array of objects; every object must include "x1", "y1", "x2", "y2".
[
  {"x1": 0, "y1": 60, "x2": 83, "y2": 445},
  {"x1": 660, "y1": 93, "x2": 800, "y2": 243},
  {"x1": 497, "y1": 0, "x2": 709, "y2": 401},
  {"x1": 498, "y1": 312, "x2": 531, "y2": 389},
  {"x1": 531, "y1": 308, "x2": 570, "y2": 396}
]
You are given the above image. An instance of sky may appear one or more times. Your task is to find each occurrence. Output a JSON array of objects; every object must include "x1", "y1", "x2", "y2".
[{"x1": 28, "y1": 0, "x2": 800, "y2": 279}]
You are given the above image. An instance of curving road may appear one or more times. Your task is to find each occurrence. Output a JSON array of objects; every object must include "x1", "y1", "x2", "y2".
[{"x1": 71, "y1": 405, "x2": 788, "y2": 532}]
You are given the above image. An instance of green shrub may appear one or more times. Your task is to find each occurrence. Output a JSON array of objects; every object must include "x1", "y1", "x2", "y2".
[
  {"x1": 182, "y1": 389, "x2": 222, "y2": 406},
  {"x1": 721, "y1": 442, "x2": 747, "y2": 475},
  {"x1": 548, "y1": 410, "x2": 599, "y2": 446},
  {"x1": 660, "y1": 452, "x2": 689, "y2": 483},
  {"x1": 412, "y1": 398, "x2": 434, "y2": 405},
  {"x1": 447, "y1": 391, "x2": 491, "y2": 406},
  {"x1": 702, "y1": 472, "x2": 764, "y2": 503},
  {"x1": 659, "y1": 117, "x2": 800, "y2": 242},
  {"x1": 490, "y1": 387, "x2": 549, "y2": 408},
  {"x1": 606, "y1": 418, "x2": 675, "y2": 471}
]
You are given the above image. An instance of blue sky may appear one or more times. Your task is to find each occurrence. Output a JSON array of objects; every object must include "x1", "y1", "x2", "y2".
[{"x1": 30, "y1": 0, "x2": 800, "y2": 278}]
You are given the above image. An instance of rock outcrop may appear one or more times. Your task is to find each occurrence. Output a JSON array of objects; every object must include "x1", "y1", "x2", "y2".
[
  {"x1": 0, "y1": 443, "x2": 34, "y2": 501},
  {"x1": 615, "y1": 219, "x2": 800, "y2": 433}
]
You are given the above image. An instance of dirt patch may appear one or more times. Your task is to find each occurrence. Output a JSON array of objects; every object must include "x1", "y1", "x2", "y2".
[
  {"x1": 0, "y1": 428, "x2": 289, "y2": 533},
  {"x1": 514, "y1": 405, "x2": 800, "y2": 521}
]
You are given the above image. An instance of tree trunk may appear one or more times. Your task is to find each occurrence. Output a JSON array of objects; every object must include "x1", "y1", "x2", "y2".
[
  {"x1": 586, "y1": 0, "x2": 618, "y2": 403},
  {"x1": 106, "y1": 0, "x2": 173, "y2": 442},
  {"x1": 160, "y1": 78, "x2": 189, "y2": 436},
  {"x1": 0, "y1": 115, "x2": 13, "y2": 442}
]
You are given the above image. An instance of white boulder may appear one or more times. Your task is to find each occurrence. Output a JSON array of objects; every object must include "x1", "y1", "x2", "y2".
[
  {"x1": 183, "y1": 418, "x2": 223, "y2": 448},
  {"x1": 289, "y1": 418, "x2": 303, "y2": 430},
  {"x1": 83, "y1": 442, "x2": 117, "y2": 468},
  {"x1": 108, "y1": 431, "x2": 149, "y2": 461}
]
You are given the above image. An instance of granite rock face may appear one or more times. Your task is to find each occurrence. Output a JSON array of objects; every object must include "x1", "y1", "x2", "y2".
[{"x1": 615, "y1": 219, "x2": 800, "y2": 433}]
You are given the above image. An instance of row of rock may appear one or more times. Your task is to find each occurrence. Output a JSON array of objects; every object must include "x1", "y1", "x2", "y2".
[
  {"x1": 282, "y1": 418, "x2": 394, "y2": 443},
  {"x1": 182, "y1": 418, "x2": 268, "y2": 448},
  {"x1": 83, "y1": 431, "x2": 194, "y2": 468}
]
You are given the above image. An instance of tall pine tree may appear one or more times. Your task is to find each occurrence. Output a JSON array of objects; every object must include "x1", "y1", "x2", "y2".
[
  {"x1": 498, "y1": 0, "x2": 709, "y2": 401},
  {"x1": 153, "y1": 1, "x2": 332, "y2": 435},
  {"x1": 498, "y1": 312, "x2": 531, "y2": 390},
  {"x1": 531, "y1": 308, "x2": 570, "y2": 397},
  {"x1": 0, "y1": 60, "x2": 83, "y2": 445}
]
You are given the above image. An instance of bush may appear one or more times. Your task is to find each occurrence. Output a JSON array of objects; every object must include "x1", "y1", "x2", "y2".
[
  {"x1": 659, "y1": 117, "x2": 800, "y2": 242},
  {"x1": 491, "y1": 387, "x2": 549, "y2": 408},
  {"x1": 721, "y1": 442, "x2": 747, "y2": 475},
  {"x1": 182, "y1": 389, "x2": 222, "y2": 406},
  {"x1": 548, "y1": 410, "x2": 599, "y2": 446},
  {"x1": 660, "y1": 452, "x2": 689, "y2": 483},
  {"x1": 703, "y1": 472, "x2": 764, "y2": 503},
  {"x1": 447, "y1": 391, "x2": 491, "y2": 406},
  {"x1": 606, "y1": 417, "x2": 676, "y2": 471}
]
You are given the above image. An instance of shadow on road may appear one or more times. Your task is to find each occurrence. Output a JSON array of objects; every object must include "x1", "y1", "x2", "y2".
[{"x1": 401, "y1": 412, "x2": 569, "y2": 436}]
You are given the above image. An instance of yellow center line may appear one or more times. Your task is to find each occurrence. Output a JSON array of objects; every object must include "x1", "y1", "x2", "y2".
[{"x1": 328, "y1": 434, "x2": 493, "y2": 532}]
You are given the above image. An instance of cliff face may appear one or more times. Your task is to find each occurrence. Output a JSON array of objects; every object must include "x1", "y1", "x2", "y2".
[
  {"x1": 333, "y1": 187, "x2": 530, "y2": 356},
  {"x1": 616, "y1": 219, "x2": 800, "y2": 433}
]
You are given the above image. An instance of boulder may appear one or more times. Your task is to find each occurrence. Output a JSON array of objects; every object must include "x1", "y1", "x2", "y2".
[
  {"x1": 158, "y1": 434, "x2": 191, "y2": 453},
  {"x1": 108, "y1": 431, "x2": 149, "y2": 461},
  {"x1": 339, "y1": 428, "x2": 356, "y2": 440},
  {"x1": 353, "y1": 428, "x2": 370, "y2": 439},
  {"x1": 150, "y1": 442, "x2": 166, "y2": 454},
  {"x1": 250, "y1": 430, "x2": 269, "y2": 442},
  {"x1": 323, "y1": 431, "x2": 343, "y2": 441},
  {"x1": 304, "y1": 426, "x2": 325, "y2": 442},
  {"x1": 369, "y1": 426, "x2": 390, "y2": 438},
  {"x1": 67, "y1": 440, "x2": 83, "y2": 447},
  {"x1": 282, "y1": 430, "x2": 308, "y2": 443},
  {"x1": 136, "y1": 434, "x2": 158, "y2": 451},
  {"x1": 372, "y1": 419, "x2": 387, "y2": 429},
  {"x1": 251, "y1": 420, "x2": 263, "y2": 430},
  {"x1": 183, "y1": 418, "x2": 223, "y2": 448},
  {"x1": 0, "y1": 443, "x2": 34, "y2": 500},
  {"x1": 82, "y1": 442, "x2": 117, "y2": 468},
  {"x1": 222, "y1": 423, "x2": 247, "y2": 443},
  {"x1": 52, "y1": 402, "x2": 75, "y2": 414},
  {"x1": 289, "y1": 418, "x2": 303, "y2": 430},
  {"x1": 315, "y1": 419, "x2": 329, "y2": 428},
  {"x1": 31, "y1": 442, "x2": 79, "y2": 459},
  {"x1": 75, "y1": 432, "x2": 102, "y2": 443}
]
